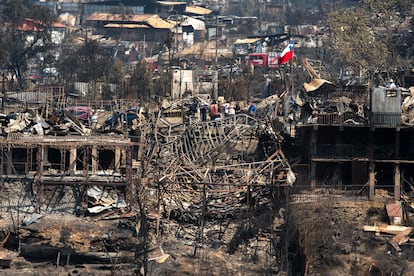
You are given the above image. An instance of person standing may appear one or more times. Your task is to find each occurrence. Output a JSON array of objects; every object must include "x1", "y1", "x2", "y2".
[
  {"x1": 200, "y1": 105, "x2": 207, "y2": 121},
  {"x1": 210, "y1": 101, "x2": 219, "y2": 120},
  {"x1": 223, "y1": 102, "x2": 230, "y2": 117},
  {"x1": 386, "y1": 79, "x2": 396, "y2": 89},
  {"x1": 248, "y1": 103, "x2": 257, "y2": 116},
  {"x1": 228, "y1": 104, "x2": 236, "y2": 116}
]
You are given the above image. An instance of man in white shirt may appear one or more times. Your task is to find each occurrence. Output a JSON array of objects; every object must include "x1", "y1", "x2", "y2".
[{"x1": 386, "y1": 79, "x2": 396, "y2": 89}]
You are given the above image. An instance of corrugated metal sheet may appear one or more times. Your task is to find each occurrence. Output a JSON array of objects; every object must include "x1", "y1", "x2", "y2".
[
  {"x1": 386, "y1": 201, "x2": 403, "y2": 225},
  {"x1": 371, "y1": 87, "x2": 401, "y2": 113},
  {"x1": 87, "y1": 13, "x2": 173, "y2": 29},
  {"x1": 146, "y1": 15, "x2": 174, "y2": 29},
  {"x1": 233, "y1": 38, "x2": 261, "y2": 44},
  {"x1": 157, "y1": 1, "x2": 186, "y2": 5},
  {"x1": 181, "y1": 16, "x2": 206, "y2": 31},
  {"x1": 87, "y1": 12, "x2": 153, "y2": 22},
  {"x1": 104, "y1": 23, "x2": 149, "y2": 29},
  {"x1": 185, "y1": 6, "x2": 212, "y2": 15},
  {"x1": 304, "y1": 79, "x2": 333, "y2": 92}
]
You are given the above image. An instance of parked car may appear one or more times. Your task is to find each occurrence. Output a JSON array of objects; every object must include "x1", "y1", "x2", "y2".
[
  {"x1": 101, "y1": 108, "x2": 141, "y2": 131},
  {"x1": 25, "y1": 69, "x2": 41, "y2": 81},
  {"x1": 43, "y1": 67, "x2": 58, "y2": 77},
  {"x1": 219, "y1": 64, "x2": 241, "y2": 75},
  {"x1": 66, "y1": 106, "x2": 93, "y2": 125}
]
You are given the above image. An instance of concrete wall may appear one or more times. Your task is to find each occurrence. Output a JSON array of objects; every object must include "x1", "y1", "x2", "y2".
[{"x1": 171, "y1": 69, "x2": 218, "y2": 99}]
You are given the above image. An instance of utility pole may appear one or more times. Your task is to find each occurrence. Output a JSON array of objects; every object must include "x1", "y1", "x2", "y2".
[
  {"x1": 168, "y1": 8, "x2": 180, "y2": 66},
  {"x1": 1, "y1": 71, "x2": 5, "y2": 112},
  {"x1": 215, "y1": 15, "x2": 218, "y2": 68},
  {"x1": 257, "y1": 0, "x2": 261, "y2": 34}
]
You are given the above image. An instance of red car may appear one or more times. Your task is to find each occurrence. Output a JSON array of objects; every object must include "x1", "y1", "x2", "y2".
[{"x1": 66, "y1": 106, "x2": 93, "y2": 124}]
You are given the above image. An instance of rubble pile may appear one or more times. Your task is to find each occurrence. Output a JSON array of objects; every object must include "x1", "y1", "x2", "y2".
[
  {"x1": 287, "y1": 185, "x2": 414, "y2": 275},
  {"x1": 137, "y1": 98, "x2": 296, "y2": 273},
  {"x1": 0, "y1": 94, "x2": 297, "y2": 274},
  {"x1": 0, "y1": 104, "x2": 149, "y2": 137}
]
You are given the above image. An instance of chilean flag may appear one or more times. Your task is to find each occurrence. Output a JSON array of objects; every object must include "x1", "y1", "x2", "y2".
[{"x1": 278, "y1": 41, "x2": 294, "y2": 64}]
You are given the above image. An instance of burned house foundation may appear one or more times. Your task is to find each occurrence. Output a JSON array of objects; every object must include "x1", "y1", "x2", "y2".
[{"x1": 0, "y1": 134, "x2": 134, "y2": 184}]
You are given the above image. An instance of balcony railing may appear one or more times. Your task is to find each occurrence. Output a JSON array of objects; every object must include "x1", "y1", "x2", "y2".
[
  {"x1": 290, "y1": 184, "x2": 370, "y2": 203},
  {"x1": 316, "y1": 144, "x2": 368, "y2": 159},
  {"x1": 311, "y1": 111, "x2": 401, "y2": 127},
  {"x1": 316, "y1": 112, "x2": 368, "y2": 125},
  {"x1": 371, "y1": 112, "x2": 401, "y2": 126}
]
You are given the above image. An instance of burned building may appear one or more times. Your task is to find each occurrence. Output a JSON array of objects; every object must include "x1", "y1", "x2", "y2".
[
  {"x1": 0, "y1": 93, "x2": 295, "y2": 274},
  {"x1": 294, "y1": 84, "x2": 412, "y2": 201}
]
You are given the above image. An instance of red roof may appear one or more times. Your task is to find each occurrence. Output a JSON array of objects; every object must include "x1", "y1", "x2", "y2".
[{"x1": 15, "y1": 18, "x2": 66, "y2": 31}]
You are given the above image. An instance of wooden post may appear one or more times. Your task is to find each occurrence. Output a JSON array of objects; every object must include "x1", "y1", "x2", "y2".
[
  {"x1": 337, "y1": 162, "x2": 342, "y2": 189},
  {"x1": 91, "y1": 146, "x2": 98, "y2": 174},
  {"x1": 125, "y1": 147, "x2": 136, "y2": 207},
  {"x1": 114, "y1": 147, "x2": 121, "y2": 173},
  {"x1": 121, "y1": 148, "x2": 127, "y2": 169},
  {"x1": 395, "y1": 128, "x2": 400, "y2": 159},
  {"x1": 6, "y1": 147, "x2": 12, "y2": 175},
  {"x1": 310, "y1": 125, "x2": 317, "y2": 190},
  {"x1": 69, "y1": 147, "x2": 77, "y2": 175},
  {"x1": 0, "y1": 148, "x2": 3, "y2": 184},
  {"x1": 66, "y1": 253, "x2": 71, "y2": 266},
  {"x1": 37, "y1": 146, "x2": 44, "y2": 177},
  {"x1": 310, "y1": 161, "x2": 316, "y2": 189},
  {"x1": 394, "y1": 163, "x2": 401, "y2": 200},
  {"x1": 369, "y1": 163, "x2": 375, "y2": 200},
  {"x1": 56, "y1": 251, "x2": 61, "y2": 267}
]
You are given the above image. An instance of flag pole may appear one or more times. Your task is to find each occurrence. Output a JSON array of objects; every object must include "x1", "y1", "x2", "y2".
[{"x1": 290, "y1": 51, "x2": 294, "y2": 95}]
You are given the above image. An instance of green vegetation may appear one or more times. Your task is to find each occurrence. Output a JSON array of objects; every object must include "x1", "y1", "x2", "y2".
[
  {"x1": 325, "y1": 0, "x2": 414, "y2": 77},
  {"x1": 0, "y1": 0, "x2": 56, "y2": 89}
]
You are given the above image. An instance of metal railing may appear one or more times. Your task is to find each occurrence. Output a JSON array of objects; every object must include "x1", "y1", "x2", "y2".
[
  {"x1": 316, "y1": 112, "x2": 368, "y2": 125},
  {"x1": 371, "y1": 112, "x2": 401, "y2": 126},
  {"x1": 290, "y1": 184, "x2": 370, "y2": 203},
  {"x1": 308, "y1": 111, "x2": 401, "y2": 127},
  {"x1": 316, "y1": 144, "x2": 368, "y2": 159}
]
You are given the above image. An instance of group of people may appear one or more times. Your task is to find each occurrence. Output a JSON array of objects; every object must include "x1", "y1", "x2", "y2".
[
  {"x1": 189, "y1": 98, "x2": 258, "y2": 122},
  {"x1": 204, "y1": 100, "x2": 237, "y2": 121}
]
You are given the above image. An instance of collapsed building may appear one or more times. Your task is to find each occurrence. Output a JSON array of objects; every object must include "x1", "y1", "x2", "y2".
[
  {"x1": 0, "y1": 93, "x2": 296, "y2": 274},
  {"x1": 2, "y1": 64, "x2": 414, "y2": 274},
  {"x1": 274, "y1": 62, "x2": 414, "y2": 274},
  {"x1": 292, "y1": 81, "x2": 414, "y2": 200}
]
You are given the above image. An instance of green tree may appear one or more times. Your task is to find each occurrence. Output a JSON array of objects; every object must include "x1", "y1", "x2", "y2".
[
  {"x1": 104, "y1": 59, "x2": 126, "y2": 99},
  {"x1": 361, "y1": 0, "x2": 414, "y2": 66},
  {"x1": 0, "y1": 0, "x2": 56, "y2": 89},
  {"x1": 107, "y1": 60, "x2": 126, "y2": 84},
  {"x1": 57, "y1": 35, "x2": 78, "y2": 86},
  {"x1": 126, "y1": 60, "x2": 152, "y2": 101},
  {"x1": 326, "y1": 0, "x2": 414, "y2": 78},
  {"x1": 326, "y1": 7, "x2": 388, "y2": 76},
  {"x1": 59, "y1": 38, "x2": 113, "y2": 99},
  {"x1": 76, "y1": 40, "x2": 113, "y2": 83}
]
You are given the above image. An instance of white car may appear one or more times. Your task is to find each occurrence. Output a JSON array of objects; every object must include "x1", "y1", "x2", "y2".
[{"x1": 43, "y1": 67, "x2": 58, "y2": 76}]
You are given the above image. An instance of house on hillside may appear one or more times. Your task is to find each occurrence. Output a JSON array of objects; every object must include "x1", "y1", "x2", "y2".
[
  {"x1": 82, "y1": 0, "x2": 156, "y2": 17},
  {"x1": 232, "y1": 38, "x2": 262, "y2": 57},
  {"x1": 86, "y1": 12, "x2": 173, "y2": 43},
  {"x1": 185, "y1": 5, "x2": 213, "y2": 17},
  {"x1": 155, "y1": 1, "x2": 187, "y2": 18},
  {"x1": 16, "y1": 18, "x2": 68, "y2": 46},
  {"x1": 176, "y1": 16, "x2": 206, "y2": 45},
  {"x1": 50, "y1": 22, "x2": 68, "y2": 45}
]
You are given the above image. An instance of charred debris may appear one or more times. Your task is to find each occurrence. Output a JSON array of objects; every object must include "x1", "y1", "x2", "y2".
[
  {"x1": 2, "y1": 67, "x2": 414, "y2": 274},
  {"x1": 0, "y1": 94, "x2": 295, "y2": 274}
]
